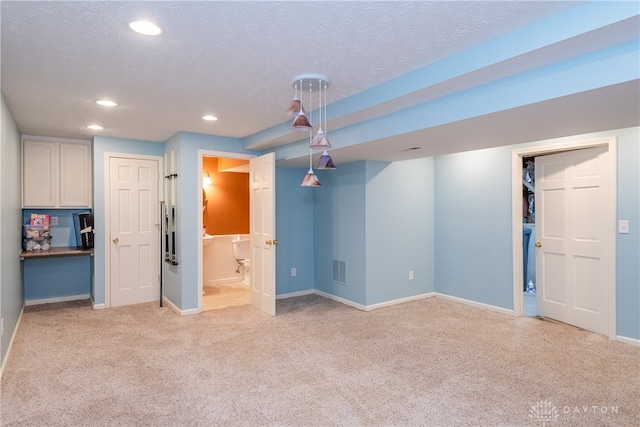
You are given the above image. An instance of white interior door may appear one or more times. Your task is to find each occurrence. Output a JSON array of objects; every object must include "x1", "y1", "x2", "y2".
[
  {"x1": 109, "y1": 156, "x2": 160, "y2": 307},
  {"x1": 249, "y1": 152, "x2": 276, "y2": 316},
  {"x1": 535, "y1": 146, "x2": 610, "y2": 335}
]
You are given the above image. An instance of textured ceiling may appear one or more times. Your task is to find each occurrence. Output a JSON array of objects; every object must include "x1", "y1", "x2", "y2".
[{"x1": 1, "y1": 1, "x2": 582, "y2": 148}]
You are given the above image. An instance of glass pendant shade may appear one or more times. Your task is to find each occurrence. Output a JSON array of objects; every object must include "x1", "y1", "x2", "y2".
[
  {"x1": 300, "y1": 168, "x2": 321, "y2": 187},
  {"x1": 285, "y1": 98, "x2": 302, "y2": 117},
  {"x1": 310, "y1": 128, "x2": 332, "y2": 149},
  {"x1": 291, "y1": 110, "x2": 312, "y2": 131},
  {"x1": 315, "y1": 150, "x2": 336, "y2": 170}
]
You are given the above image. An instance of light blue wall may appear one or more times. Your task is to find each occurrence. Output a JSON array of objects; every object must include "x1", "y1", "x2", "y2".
[
  {"x1": 0, "y1": 92, "x2": 23, "y2": 368},
  {"x1": 365, "y1": 158, "x2": 435, "y2": 305},
  {"x1": 275, "y1": 167, "x2": 314, "y2": 296},
  {"x1": 314, "y1": 162, "x2": 367, "y2": 304},
  {"x1": 168, "y1": 132, "x2": 258, "y2": 311},
  {"x1": 161, "y1": 133, "x2": 181, "y2": 309},
  {"x1": 434, "y1": 148, "x2": 514, "y2": 308},
  {"x1": 92, "y1": 136, "x2": 164, "y2": 305},
  {"x1": 615, "y1": 129, "x2": 640, "y2": 339},
  {"x1": 434, "y1": 127, "x2": 640, "y2": 340},
  {"x1": 312, "y1": 158, "x2": 436, "y2": 307},
  {"x1": 21, "y1": 209, "x2": 93, "y2": 302},
  {"x1": 23, "y1": 256, "x2": 91, "y2": 301},
  {"x1": 21, "y1": 209, "x2": 91, "y2": 248}
]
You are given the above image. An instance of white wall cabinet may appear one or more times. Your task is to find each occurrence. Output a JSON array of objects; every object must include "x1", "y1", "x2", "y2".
[{"x1": 22, "y1": 138, "x2": 92, "y2": 208}]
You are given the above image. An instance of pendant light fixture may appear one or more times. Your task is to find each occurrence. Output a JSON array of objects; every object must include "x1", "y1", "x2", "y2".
[
  {"x1": 310, "y1": 79, "x2": 332, "y2": 150},
  {"x1": 285, "y1": 81, "x2": 302, "y2": 117},
  {"x1": 287, "y1": 74, "x2": 337, "y2": 186},
  {"x1": 290, "y1": 78, "x2": 312, "y2": 131}
]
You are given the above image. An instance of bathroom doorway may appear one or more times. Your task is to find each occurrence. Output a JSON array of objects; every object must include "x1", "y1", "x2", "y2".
[{"x1": 201, "y1": 155, "x2": 251, "y2": 311}]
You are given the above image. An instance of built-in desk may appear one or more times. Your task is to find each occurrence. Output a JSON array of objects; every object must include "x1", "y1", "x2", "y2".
[
  {"x1": 20, "y1": 246, "x2": 94, "y2": 305},
  {"x1": 20, "y1": 246, "x2": 94, "y2": 259}
]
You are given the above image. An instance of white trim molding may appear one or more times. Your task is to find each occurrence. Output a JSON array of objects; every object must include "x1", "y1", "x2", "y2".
[
  {"x1": 307, "y1": 290, "x2": 435, "y2": 312},
  {"x1": 616, "y1": 335, "x2": 640, "y2": 347},
  {"x1": 435, "y1": 292, "x2": 514, "y2": 316},
  {"x1": 313, "y1": 290, "x2": 367, "y2": 311},
  {"x1": 24, "y1": 294, "x2": 90, "y2": 306},
  {"x1": 364, "y1": 292, "x2": 435, "y2": 311},
  {"x1": 511, "y1": 136, "x2": 616, "y2": 340},
  {"x1": 163, "y1": 296, "x2": 200, "y2": 316},
  {"x1": 0, "y1": 306, "x2": 24, "y2": 379},
  {"x1": 276, "y1": 290, "x2": 315, "y2": 300}
]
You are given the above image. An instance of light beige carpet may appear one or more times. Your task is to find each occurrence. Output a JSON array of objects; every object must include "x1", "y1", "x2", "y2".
[{"x1": 1, "y1": 295, "x2": 639, "y2": 426}]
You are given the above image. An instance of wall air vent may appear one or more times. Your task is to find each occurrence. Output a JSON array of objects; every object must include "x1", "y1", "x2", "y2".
[{"x1": 332, "y1": 259, "x2": 346, "y2": 285}]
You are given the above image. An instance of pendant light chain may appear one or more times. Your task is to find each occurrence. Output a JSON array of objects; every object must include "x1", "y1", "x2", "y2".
[
  {"x1": 324, "y1": 81, "x2": 328, "y2": 135},
  {"x1": 308, "y1": 78, "x2": 312, "y2": 170},
  {"x1": 318, "y1": 78, "x2": 323, "y2": 133}
]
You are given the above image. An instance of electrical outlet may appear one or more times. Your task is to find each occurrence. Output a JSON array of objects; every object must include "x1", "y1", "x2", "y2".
[
  {"x1": 291, "y1": 267, "x2": 297, "y2": 277},
  {"x1": 409, "y1": 271, "x2": 414, "y2": 281},
  {"x1": 618, "y1": 220, "x2": 629, "y2": 234},
  {"x1": 51, "y1": 216, "x2": 58, "y2": 226}
]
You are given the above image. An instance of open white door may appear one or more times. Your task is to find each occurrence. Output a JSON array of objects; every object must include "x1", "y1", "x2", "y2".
[
  {"x1": 535, "y1": 146, "x2": 611, "y2": 335},
  {"x1": 108, "y1": 155, "x2": 160, "y2": 307},
  {"x1": 249, "y1": 152, "x2": 276, "y2": 315}
]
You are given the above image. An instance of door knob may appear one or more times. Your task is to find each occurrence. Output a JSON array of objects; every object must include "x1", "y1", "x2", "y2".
[
  {"x1": 112, "y1": 237, "x2": 119, "y2": 244},
  {"x1": 265, "y1": 239, "x2": 279, "y2": 246},
  {"x1": 535, "y1": 242, "x2": 542, "y2": 248}
]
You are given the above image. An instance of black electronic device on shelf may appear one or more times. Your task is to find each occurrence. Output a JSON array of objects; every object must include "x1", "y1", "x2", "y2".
[{"x1": 73, "y1": 211, "x2": 94, "y2": 250}]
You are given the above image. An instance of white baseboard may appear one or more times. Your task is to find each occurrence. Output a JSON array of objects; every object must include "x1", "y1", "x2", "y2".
[
  {"x1": 616, "y1": 335, "x2": 640, "y2": 347},
  {"x1": 309, "y1": 290, "x2": 435, "y2": 311},
  {"x1": 0, "y1": 305, "x2": 24, "y2": 379},
  {"x1": 276, "y1": 289, "x2": 315, "y2": 300},
  {"x1": 434, "y1": 292, "x2": 515, "y2": 316},
  {"x1": 24, "y1": 294, "x2": 91, "y2": 307},
  {"x1": 313, "y1": 290, "x2": 367, "y2": 311},
  {"x1": 163, "y1": 296, "x2": 200, "y2": 316},
  {"x1": 365, "y1": 292, "x2": 435, "y2": 311},
  {"x1": 91, "y1": 296, "x2": 105, "y2": 309}
]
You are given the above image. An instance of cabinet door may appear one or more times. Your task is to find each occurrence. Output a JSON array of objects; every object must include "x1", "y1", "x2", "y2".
[
  {"x1": 59, "y1": 143, "x2": 92, "y2": 207},
  {"x1": 23, "y1": 140, "x2": 57, "y2": 207}
]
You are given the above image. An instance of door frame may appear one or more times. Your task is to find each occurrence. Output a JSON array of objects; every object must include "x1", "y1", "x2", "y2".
[
  {"x1": 511, "y1": 137, "x2": 617, "y2": 339},
  {"x1": 104, "y1": 152, "x2": 163, "y2": 308},
  {"x1": 196, "y1": 150, "x2": 255, "y2": 313}
]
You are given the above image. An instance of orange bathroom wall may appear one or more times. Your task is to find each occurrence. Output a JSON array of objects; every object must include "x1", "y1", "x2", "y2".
[{"x1": 203, "y1": 157, "x2": 249, "y2": 235}]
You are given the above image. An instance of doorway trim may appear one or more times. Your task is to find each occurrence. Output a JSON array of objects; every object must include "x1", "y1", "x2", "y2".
[
  {"x1": 104, "y1": 152, "x2": 163, "y2": 308},
  {"x1": 511, "y1": 137, "x2": 617, "y2": 339},
  {"x1": 197, "y1": 150, "x2": 255, "y2": 313}
]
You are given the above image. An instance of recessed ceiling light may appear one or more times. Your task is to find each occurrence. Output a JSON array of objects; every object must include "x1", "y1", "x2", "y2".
[
  {"x1": 96, "y1": 100, "x2": 118, "y2": 107},
  {"x1": 87, "y1": 124, "x2": 103, "y2": 130},
  {"x1": 129, "y1": 21, "x2": 162, "y2": 36},
  {"x1": 202, "y1": 115, "x2": 218, "y2": 121}
]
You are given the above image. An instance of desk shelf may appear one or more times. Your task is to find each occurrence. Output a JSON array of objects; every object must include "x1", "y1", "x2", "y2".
[{"x1": 20, "y1": 246, "x2": 93, "y2": 259}]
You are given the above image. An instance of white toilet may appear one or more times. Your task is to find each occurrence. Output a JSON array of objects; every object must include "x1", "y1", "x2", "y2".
[{"x1": 231, "y1": 238, "x2": 250, "y2": 286}]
